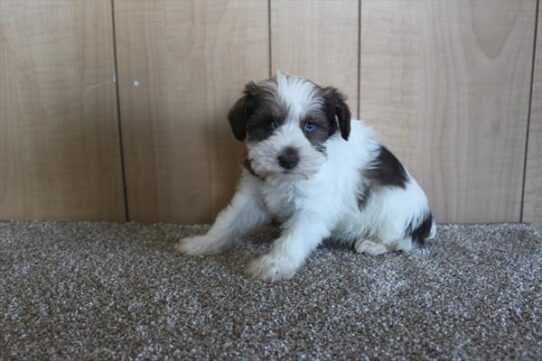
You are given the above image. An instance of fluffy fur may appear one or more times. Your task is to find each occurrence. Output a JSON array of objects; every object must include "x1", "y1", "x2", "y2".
[{"x1": 178, "y1": 72, "x2": 436, "y2": 281}]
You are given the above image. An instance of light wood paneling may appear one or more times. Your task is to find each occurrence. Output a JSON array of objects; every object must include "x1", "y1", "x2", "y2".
[
  {"x1": 1, "y1": 0, "x2": 538, "y2": 224},
  {"x1": 524, "y1": 2, "x2": 542, "y2": 229},
  {"x1": 271, "y1": 0, "x2": 359, "y2": 116},
  {"x1": 0, "y1": 0, "x2": 125, "y2": 221},
  {"x1": 360, "y1": 0, "x2": 536, "y2": 223},
  {"x1": 115, "y1": 0, "x2": 269, "y2": 223}
]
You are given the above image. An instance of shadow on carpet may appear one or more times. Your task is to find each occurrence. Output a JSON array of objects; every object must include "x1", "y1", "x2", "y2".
[{"x1": 0, "y1": 221, "x2": 540, "y2": 360}]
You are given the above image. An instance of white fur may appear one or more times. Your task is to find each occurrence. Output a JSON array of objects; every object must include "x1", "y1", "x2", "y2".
[{"x1": 178, "y1": 74, "x2": 435, "y2": 281}]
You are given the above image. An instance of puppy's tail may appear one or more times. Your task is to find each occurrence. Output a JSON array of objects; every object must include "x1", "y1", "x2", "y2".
[
  {"x1": 427, "y1": 221, "x2": 437, "y2": 241},
  {"x1": 407, "y1": 211, "x2": 436, "y2": 247}
]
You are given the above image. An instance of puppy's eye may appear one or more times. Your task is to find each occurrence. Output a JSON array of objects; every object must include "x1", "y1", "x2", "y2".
[
  {"x1": 267, "y1": 119, "x2": 277, "y2": 129},
  {"x1": 303, "y1": 122, "x2": 316, "y2": 133}
]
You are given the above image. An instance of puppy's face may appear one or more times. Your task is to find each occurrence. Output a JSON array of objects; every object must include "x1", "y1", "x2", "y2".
[{"x1": 228, "y1": 72, "x2": 351, "y2": 180}]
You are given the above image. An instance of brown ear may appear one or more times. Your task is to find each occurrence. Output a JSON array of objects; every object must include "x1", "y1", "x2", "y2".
[
  {"x1": 227, "y1": 82, "x2": 259, "y2": 141},
  {"x1": 321, "y1": 87, "x2": 351, "y2": 140}
]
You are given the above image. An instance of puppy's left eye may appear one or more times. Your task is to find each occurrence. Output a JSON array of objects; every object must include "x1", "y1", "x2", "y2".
[{"x1": 304, "y1": 122, "x2": 316, "y2": 133}]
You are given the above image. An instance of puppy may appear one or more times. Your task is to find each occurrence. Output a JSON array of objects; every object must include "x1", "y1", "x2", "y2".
[{"x1": 178, "y1": 72, "x2": 436, "y2": 281}]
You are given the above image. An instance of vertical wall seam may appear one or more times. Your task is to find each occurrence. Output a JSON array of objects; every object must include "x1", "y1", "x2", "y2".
[
  {"x1": 268, "y1": 0, "x2": 273, "y2": 77},
  {"x1": 520, "y1": 0, "x2": 539, "y2": 223},
  {"x1": 357, "y1": 0, "x2": 361, "y2": 119},
  {"x1": 110, "y1": 0, "x2": 130, "y2": 222}
]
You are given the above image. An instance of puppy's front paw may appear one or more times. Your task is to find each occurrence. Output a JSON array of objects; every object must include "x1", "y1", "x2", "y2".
[
  {"x1": 247, "y1": 254, "x2": 298, "y2": 282},
  {"x1": 176, "y1": 235, "x2": 224, "y2": 256}
]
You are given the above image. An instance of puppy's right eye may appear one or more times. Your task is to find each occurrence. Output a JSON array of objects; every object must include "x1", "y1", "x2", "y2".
[{"x1": 267, "y1": 119, "x2": 277, "y2": 129}]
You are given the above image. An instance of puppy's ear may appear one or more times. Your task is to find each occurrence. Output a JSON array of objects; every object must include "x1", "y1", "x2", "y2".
[
  {"x1": 322, "y1": 87, "x2": 351, "y2": 140},
  {"x1": 228, "y1": 82, "x2": 259, "y2": 142}
]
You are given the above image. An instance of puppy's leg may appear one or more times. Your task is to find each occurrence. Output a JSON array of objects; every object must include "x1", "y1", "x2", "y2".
[
  {"x1": 177, "y1": 184, "x2": 270, "y2": 256},
  {"x1": 354, "y1": 239, "x2": 389, "y2": 256},
  {"x1": 354, "y1": 237, "x2": 412, "y2": 255},
  {"x1": 248, "y1": 212, "x2": 332, "y2": 281}
]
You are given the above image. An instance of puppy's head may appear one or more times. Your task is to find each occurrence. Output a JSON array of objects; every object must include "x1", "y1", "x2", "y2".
[{"x1": 228, "y1": 71, "x2": 351, "y2": 180}]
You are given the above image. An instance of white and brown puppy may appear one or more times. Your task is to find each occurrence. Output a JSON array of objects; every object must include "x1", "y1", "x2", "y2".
[{"x1": 178, "y1": 72, "x2": 436, "y2": 281}]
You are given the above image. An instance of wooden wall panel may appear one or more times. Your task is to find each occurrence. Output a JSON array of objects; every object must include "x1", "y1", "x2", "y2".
[
  {"x1": 271, "y1": 0, "x2": 359, "y2": 116},
  {"x1": 360, "y1": 0, "x2": 536, "y2": 223},
  {"x1": 115, "y1": 0, "x2": 269, "y2": 223},
  {"x1": 0, "y1": 0, "x2": 125, "y2": 221},
  {"x1": 523, "y1": 2, "x2": 542, "y2": 229},
  {"x1": 1, "y1": 0, "x2": 538, "y2": 224}
]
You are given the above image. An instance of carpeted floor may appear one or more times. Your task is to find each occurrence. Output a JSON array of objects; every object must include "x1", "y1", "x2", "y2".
[{"x1": 0, "y1": 221, "x2": 540, "y2": 360}]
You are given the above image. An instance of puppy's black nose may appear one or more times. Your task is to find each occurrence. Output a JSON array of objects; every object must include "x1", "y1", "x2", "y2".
[{"x1": 277, "y1": 147, "x2": 299, "y2": 169}]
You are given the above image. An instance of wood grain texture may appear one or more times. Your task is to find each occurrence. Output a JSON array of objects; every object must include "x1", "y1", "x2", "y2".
[
  {"x1": 360, "y1": 0, "x2": 536, "y2": 223},
  {"x1": 0, "y1": 0, "x2": 125, "y2": 221},
  {"x1": 523, "y1": 2, "x2": 542, "y2": 229},
  {"x1": 115, "y1": 0, "x2": 269, "y2": 223},
  {"x1": 271, "y1": 0, "x2": 359, "y2": 116}
]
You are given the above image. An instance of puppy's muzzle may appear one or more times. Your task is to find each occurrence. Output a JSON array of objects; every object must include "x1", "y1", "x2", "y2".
[{"x1": 277, "y1": 147, "x2": 299, "y2": 170}]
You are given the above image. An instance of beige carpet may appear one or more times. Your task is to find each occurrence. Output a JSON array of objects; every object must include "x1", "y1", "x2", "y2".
[{"x1": 0, "y1": 221, "x2": 541, "y2": 360}]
